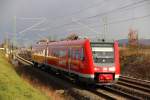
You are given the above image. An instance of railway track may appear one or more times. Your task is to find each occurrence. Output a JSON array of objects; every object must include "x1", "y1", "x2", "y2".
[
  {"x1": 15, "y1": 55, "x2": 150, "y2": 100},
  {"x1": 111, "y1": 75, "x2": 150, "y2": 100}
]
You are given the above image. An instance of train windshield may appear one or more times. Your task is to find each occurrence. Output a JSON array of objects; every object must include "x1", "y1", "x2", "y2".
[{"x1": 91, "y1": 43, "x2": 114, "y2": 66}]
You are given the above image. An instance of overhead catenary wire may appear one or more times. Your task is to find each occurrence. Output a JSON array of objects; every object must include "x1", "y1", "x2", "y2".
[
  {"x1": 18, "y1": 18, "x2": 46, "y2": 34},
  {"x1": 47, "y1": 13, "x2": 148, "y2": 33},
  {"x1": 64, "y1": 14, "x2": 150, "y2": 39},
  {"x1": 46, "y1": 0, "x2": 106, "y2": 21},
  {"x1": 48, "y1": 0, "x2": 146, "y2": 23},
  {"x1": 46, "y1": 0, "x2": 149, "y2": 32},
  {"x1": 15, "y1": 0, "x2": 150, "y2": 42},
  {"x1": 89, "y1": 13, "x2": 150, "y2": 28},
  {"x1": 16, "y1": 0, "x2": 149, "y2": 34},
  {"x1": 81, "y1": 0, "x2": 149, "y2": 20},
  {"x1": 47, "y1": 13, "x2": 150, "y2": 38}
]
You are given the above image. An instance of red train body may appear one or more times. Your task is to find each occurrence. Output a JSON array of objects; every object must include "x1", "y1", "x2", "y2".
[{"x1": 32, "y1": 39, "x2": 120, "y2": 85}]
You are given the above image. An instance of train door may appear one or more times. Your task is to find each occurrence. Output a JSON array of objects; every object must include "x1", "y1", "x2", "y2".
[
  {"x1": 45, "y1": 44, "x2": 49, "y2": 64},
  {"x1": 69, "y1": 47, "x2": 81, "y2": 72},
  {"x1": 68, "y1": 48, "x2": 72, "y2": 73},
  {"x1": 68, "y1": 47, "x2": 84, "y2": 74},
  {"x1": 58, "y1": 48, "x2": 67, "y2": 69}
]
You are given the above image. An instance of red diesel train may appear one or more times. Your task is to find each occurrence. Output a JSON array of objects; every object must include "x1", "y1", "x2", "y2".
[{"x1": 31, "y1": 39, "x2": 120, "y2": 85}]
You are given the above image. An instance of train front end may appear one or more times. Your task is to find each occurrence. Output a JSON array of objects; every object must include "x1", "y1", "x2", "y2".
[{"x1": 91, "y1": 41, "x2": 120, "y2": 85}]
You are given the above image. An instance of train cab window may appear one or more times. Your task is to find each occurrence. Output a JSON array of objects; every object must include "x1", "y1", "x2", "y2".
[{"x1": 91, "y1": 43, "x2": 114, "y2": 66}]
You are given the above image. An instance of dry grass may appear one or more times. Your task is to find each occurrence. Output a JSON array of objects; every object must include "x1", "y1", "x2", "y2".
[
  {"x1": 22, "y1": 75, "x2": 64, "y2": 100},
  {"x1": 120, "y1": 47, "x2": 150, "y2": 80},
  {"x1": 14, "y1": 65, "x2": 65, "y2": 100}
]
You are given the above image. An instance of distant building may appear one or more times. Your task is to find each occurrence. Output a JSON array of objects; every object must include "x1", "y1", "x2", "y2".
[{"x1": 128, "y1": 29, "x2": 138, "y2": 46}]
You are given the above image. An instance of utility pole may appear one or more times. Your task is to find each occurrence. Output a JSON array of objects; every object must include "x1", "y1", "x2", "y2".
[
  {"x1": 5, "y1": 32, "x2": 8, "y2": 54},
  {"x1": 12, "y1": 16, "x2": 17, "y2": 60},
  {"x1": 13, "y1": 16, "x2": 17, "y2": 47}
]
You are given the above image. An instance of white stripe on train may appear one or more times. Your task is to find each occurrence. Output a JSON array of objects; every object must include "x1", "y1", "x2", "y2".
[
  {"x1": 45, "y1": 63, "x2": 120, "y2": 79},
  {"x1": 45, "y1": 63, "x2": 95, "y2": 78}
]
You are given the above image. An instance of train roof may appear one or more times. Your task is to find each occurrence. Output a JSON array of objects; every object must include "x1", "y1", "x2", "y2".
[
  {"x1": 33, "y1": 39, "x2": 117, "y2": 48},
  {"x1": 47, "y1": 39, "x2": 87, "y2": 46},
  {"x1": 90, "y1": 39, "x2": 115, "y2": 43}
]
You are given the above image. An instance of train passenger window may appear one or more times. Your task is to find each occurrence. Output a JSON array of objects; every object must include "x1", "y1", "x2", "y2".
[
  {"x1": 55, "y1": 50, "x2": 59, "y2": 57},
  {"x1": 71, "y1": 49, "x2": 80, "y2": 60},
  {"x1": 75, "y1": 49, "x2": 80, "y2": 60},
  {"x1": 59, "y1": 50, "x2": 66, "y2": 57},
  {"x1": 71, "y1": 50, "x2": 76, "y2": 59},
  {"x1": 75, "y1": 50, "x2": 79, "y2": 59},
  {"x1": 48, "y1": 48, "x2": 51, "y2": 56},
  {"x1": 80, "y1": 48, "x2": 84, "y2": 60},
  {"x1": 51, "y1": 49, "x2": 54, "y2": 56},
  {"x1": 71, "y1": 50, "x2": 75, "y2": 59},
  {"x1": 68, "y1": 48, "x2": 71, "y2": 58},
  {"x1": 69, "y1": 48, "x2": 83, "y2": 60},
  {"x1": 52, "y1": 49, "x2": 56, "y2": 56},
  {"x1": 52, "y1": 49, "x2": 58, "y2": 57}
]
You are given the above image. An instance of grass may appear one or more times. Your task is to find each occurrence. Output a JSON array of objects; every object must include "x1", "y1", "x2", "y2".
[{"x1": 0, "y1": 51, "x2": 49, "y2": 100}]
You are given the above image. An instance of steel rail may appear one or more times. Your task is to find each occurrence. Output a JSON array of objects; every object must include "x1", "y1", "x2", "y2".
[
  {"x1": 120, "y1": 75, "x2": 150, "y2": 84},
  {"x1": 103, "y1": 86, "x2": 142, "y2": 100},
  {"x1": 119, "y1": 75, "x2": 150, "y2": 88},
  {"x1": 117, "y1": 80, "x2": 150, "y2": 93},
  {"x1": 110, "y1": 84, "x2": 150, "y2": 100},
  {"x1": 16, "y1": 55, "x2": 33, "y2": 66}
]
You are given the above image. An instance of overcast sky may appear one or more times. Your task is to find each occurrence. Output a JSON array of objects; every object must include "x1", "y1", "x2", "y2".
[{"x1": 0, "y1": 0, "x2": 150, "y2": 46}]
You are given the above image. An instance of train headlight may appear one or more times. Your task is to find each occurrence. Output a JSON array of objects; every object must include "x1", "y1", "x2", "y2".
[
  {"x1": 109, "y1": 67, "x2": 115, "y2": 71},
  {"x1": 94, "y1": 67, "x2": 98, "y2": 70}
]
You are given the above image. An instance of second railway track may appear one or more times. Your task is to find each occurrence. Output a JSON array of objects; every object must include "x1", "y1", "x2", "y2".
[{"x1": 109, "y1": 75, "x2": 150, "y2": 100}]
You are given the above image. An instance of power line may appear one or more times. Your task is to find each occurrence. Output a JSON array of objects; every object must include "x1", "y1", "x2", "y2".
[
  {"x1": 48, "y1": 0, "x2": 106, "y2": 20},
  {"x1": 85, "y1": 14, "x2": 150, "y2": 28},
  {"x1": 49, "y1": 0, "x2": 145, "y2": 22},
  {"x1": 18, "y1": 18, "x2": 46, "y2": 34},
  {"x1": 71, "y1": 17, "x2": 99, "y2": 33},
  {"x1": 42, "y1": 0, "x2": 106, "y2": 30},
  {"x1": 47, "y1": 0, "x2": 149, "y2": 32},
  {"x1": 49, "y1": 14, "x2": 150, "y2": 34},
  {"x1": 81, "y1": 0, "x2": 148, "y2": 20},
  {"x1": 110, "y1": 14, "x2": 150, "y2": 25}
]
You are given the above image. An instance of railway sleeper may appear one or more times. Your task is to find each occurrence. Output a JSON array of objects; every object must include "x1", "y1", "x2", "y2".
[
  {"x1": 119, "y1": 77, "x2": 150, "y2": 88},
  {"x1": 117, "y1": 80, "x2": 150, "y2": 93},
  {"x1": 102, "y1": 86, "x2": 142, "y2": 100},
  {"x1": 111, "y1": 84, "x2": 150, "y2": 100}
]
